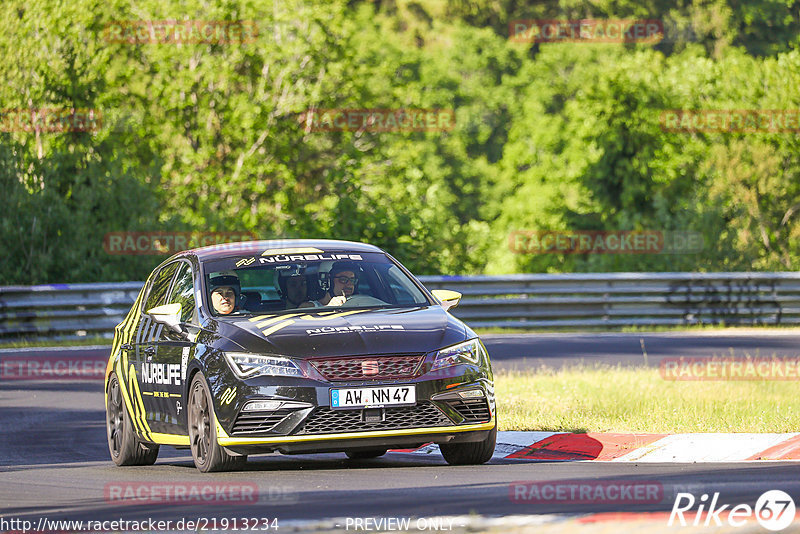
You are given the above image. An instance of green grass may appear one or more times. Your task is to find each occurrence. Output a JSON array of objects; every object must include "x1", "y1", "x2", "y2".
[
  {"x1": 0, "y1": 336, "x2": 112, "y2": 349},
  {"x1": 496, "y1": 364, "x2": 800, "y2": 433}
]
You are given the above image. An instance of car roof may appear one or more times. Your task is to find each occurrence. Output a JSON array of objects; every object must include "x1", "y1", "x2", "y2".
[{"x1": 174, "y1": 239, "x2": 385, "y2": 262}]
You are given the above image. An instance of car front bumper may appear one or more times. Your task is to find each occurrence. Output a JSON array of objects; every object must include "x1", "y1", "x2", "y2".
[
  {"x1": 214, "y1": 364, "x2": 495, "y2": 454},
  {"x1": 220, "y1": 420, "x2": 496, "y2": 455}
]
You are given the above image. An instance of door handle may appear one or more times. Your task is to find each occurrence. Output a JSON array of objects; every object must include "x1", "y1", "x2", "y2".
[
  {"x1": 143, "y1": 346, "x2": 156, "y2": 356},
  {"x1": 120, "y1": 343, "x2": 133, "y2": 351}
]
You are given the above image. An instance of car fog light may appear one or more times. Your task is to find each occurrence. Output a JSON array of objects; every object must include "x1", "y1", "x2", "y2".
[
  {"x1": 243, "y1": 400, "x2": 284, "y2": 411},
  {"x1": 458, "y1": 389, "x2": 485, "y2": 399}
]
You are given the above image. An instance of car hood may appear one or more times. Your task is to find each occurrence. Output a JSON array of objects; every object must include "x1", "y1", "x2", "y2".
[{"x1": 210, "y1": 306, "x2": 469, "y2": 358}]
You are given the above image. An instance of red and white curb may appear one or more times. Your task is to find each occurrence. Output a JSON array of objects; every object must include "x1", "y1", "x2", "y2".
[{"x1": 393, "y1": 431, "x2": 800, "y2": 462}]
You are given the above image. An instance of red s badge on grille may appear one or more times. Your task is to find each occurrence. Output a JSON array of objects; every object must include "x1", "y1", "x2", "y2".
[{"x1": 361, "y1": 360, "x2": 379, "y2": 376}]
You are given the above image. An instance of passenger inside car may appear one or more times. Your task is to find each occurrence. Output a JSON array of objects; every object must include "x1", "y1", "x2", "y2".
[
  {"x1": 208, "y1": 273, "x2": 240, "y2": 315},
  {"x1": 278, "y1": 272, "x2": 310, "y2": 309}
]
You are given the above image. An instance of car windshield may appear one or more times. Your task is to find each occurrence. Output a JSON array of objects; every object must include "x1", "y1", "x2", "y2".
[{"x1": 202, "y1": 250, "x2": 431, "y2": 316}]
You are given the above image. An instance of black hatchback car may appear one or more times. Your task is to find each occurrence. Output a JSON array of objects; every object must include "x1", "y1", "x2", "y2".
[{"x1": 104, "y1": 239, "x2": 496, "y2": 471}]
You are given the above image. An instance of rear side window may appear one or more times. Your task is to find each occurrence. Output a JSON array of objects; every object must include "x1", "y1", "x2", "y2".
[
  {"x1": 167, "y1": 262, "x2": 196, "y2": 323},
  {"x1": 236, "y1": 268, "x2": 280, "y2": 300},
  {"x1": 144, "y1": 263, "x2": 179, "y2": 313}
]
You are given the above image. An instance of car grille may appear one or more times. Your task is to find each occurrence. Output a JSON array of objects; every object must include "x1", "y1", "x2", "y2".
[
  {"x1": 310, "y1": 355, "x2": 423, "y2": 381},
  {"x1": 440, "y1": 398, "x2": 491, "y2": 424},
  {"x1": 295, "y1": 402, "x2": 452, "y2": 435},
  {"x1": 231, "y1": 408, "x2": 295, "y2": 435}
]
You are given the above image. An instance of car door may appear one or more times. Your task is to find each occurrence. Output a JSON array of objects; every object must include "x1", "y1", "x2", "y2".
[
  {"x1": 151, "y1": 260, "x2": 199, "y2": 435},
  {"x1": 134, "y1": 261, "x2": 179, "y2": 435}
]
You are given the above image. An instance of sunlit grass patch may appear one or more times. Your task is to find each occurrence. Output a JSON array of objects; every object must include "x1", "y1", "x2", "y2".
[{"x1": 495, "y1": 364, "x2": 800, "y2": 433}]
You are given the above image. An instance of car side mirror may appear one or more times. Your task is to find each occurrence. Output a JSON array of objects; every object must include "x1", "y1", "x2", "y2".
[
  {"x1": 147, "y1": 303, "x2": 184, "y2": 333},
  {"x1": 431, "y1": 289, "x2": 462, "y2": 311}
]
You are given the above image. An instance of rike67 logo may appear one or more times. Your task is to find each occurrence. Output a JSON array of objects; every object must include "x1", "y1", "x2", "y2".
[{"x1": 669, "y1": 490, "x2": 796, "y2": 531}]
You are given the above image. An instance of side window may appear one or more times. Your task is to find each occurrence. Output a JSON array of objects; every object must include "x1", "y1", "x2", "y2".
[
  {"x1": 355, "y1": 269, "x2": 376, "y2": 298},
  {"x1": 144, "y1": 263, "x2": 179, "y2": 313},
  {"x1": 167, "y1": 262, "x2": 196, "y2": 323},
  {"x1": 384, "y1": 265, "x2": 421, "y2": 305}
]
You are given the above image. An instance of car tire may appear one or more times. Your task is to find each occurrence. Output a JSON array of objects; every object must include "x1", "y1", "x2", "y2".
[
  {"x1": 345, "y1": 449, "x2": 387, "y2": 460},
  {"x1": 106, "y1": 373, "x2": 159, "y2": 466},
  {"x1": 188, "y1": 373, "x2": 247, "y2": 472},
  {"x1": 439, "y1": 421, "x2": 497, "y2": 466}
]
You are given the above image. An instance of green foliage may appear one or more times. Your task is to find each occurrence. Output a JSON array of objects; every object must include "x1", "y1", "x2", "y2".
[
  {"x1": 440, "y1": 0, "x2": 800, "y2": 57},
  {"x1": 1, "y1": 0, "x2": 799, "y2": 283},
  {"x1": 0, "y1": 0, "x2": 166, "y2": 283}
]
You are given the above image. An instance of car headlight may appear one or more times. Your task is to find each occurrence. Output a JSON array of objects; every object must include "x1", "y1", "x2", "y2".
[
  {"x1": 430, "y1": 339, "x2": 481, "y2": 371},
  {"x1": 223, "y1": 352, "x2": 304, "y2": 378}
]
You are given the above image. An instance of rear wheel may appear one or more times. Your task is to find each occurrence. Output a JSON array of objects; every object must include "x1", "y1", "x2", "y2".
[
  {"x1": 188, "y1": 373, "x2": 246, "y2": 472},
  {"x1": 106, "y1": 373, "x2": 159, "y2": 466},
  {"x1": 345, "y1": 449, "x2": 387, "y2": 460},
  {"x1": 440, "y1": 421, "x2": 496, "y2": 466}
]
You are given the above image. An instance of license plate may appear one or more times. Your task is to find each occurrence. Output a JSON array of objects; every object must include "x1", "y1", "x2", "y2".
[{"x1": 330, "y1": 385, "x2": 416, "y2": 409}]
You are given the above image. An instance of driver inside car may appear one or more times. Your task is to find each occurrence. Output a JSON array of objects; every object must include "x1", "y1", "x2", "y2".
[{"x1": 301, "y1": 261, "x2": 359, "y2": 307}]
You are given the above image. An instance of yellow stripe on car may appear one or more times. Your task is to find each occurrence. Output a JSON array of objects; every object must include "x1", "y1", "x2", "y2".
[
  {"x1": 106, "y1": 284, "x2": 147, "y2": 435},
  {"x1": 249, "y1": 314, "x2": 275, "y2": 323},
  {"x1": 115, "y1": 359, "x2": 140, "y2": 434},
  {"x1": 215, "y1": 412, "x2": 230, "y2": 439},
  {"x1": 106, "y1": 284, "x2": 146, "y2": 379},
  {"x1": 217, "y1": 420, "x2": 495, "y2": 447},
  {"x1": 127, "y1": 363, "x2": 152, "y2": 440},
  {"x1": 259, "y1": 311, "x2": 370, "y2": 337},
  {"x1": 150, "y1": 433, "x2": 190, "y2": 446},
  {"x1": 254, "y1": 314, "x2": 302, "y2": 328},
  {"x1": 261, "y1": 319, "x2": 297, "y2": 336},
  {"x1": 298, "y1": 310, "x2": 366, "y2": 321}
]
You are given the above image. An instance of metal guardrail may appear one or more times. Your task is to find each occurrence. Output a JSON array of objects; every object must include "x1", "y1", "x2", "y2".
[
  {"x1": 0, "y1": 282, "x2": 144, "y2": 340},
  {"x1": 422, "y1": 272, "x2": 800, "y2": 328},
  {"x1": 2, "y1": 273, "x2": 800, "y2": 340}
]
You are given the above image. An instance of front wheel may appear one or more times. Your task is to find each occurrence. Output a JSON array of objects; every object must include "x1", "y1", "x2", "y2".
[
  {"x1": 188, "y1": 373, "x2": 246, "y2": 472},
  {"x1": 440, "y1": 422, "x2": 496, "y2": 465},
  {"x1": 106, "y1": 373, "x2": 159, "y2": 466}
]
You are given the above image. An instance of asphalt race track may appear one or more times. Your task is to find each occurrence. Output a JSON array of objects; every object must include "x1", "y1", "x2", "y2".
[
  {"x1": 483, "y1": 330, "x2": 800, "y2": 370},
  {"x1": 2, "y1": 333, "x2": 800, "y2": 531}
]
